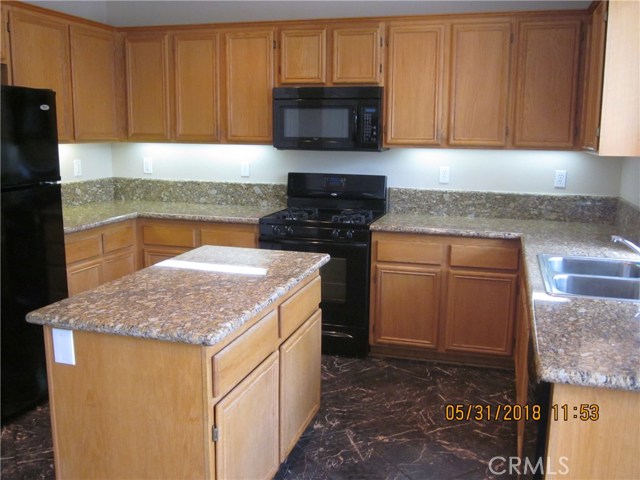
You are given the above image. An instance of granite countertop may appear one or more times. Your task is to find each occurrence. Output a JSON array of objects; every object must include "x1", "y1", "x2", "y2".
[
  {"x1": 372, "y1": 214, "x2": 640, "y2": 392},
  {"x1": 27, "y1": 246, "x2": 329, "y2": 347},
  {"x1": 62, "y1": 200, "x2": 284, "y2": 233}
]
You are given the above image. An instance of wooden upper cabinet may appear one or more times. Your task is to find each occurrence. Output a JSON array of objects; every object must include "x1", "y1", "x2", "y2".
[
  {"x1": 513, "y1": 17, "x2": 582, "y2": 148},
  {"x1": 386, "y1": 22, "x2": 446, "y2": 146},
  {"x1": 279, "y1": 28, "x2": 326, "y2": 84},
  {"x1": 125, "y1": 33, "x2": 171, "y2": 140},
  {"x1": 223, "y1": 28, "x2": 274, "y2": 143},
  {"x1": 332, "y1": 24, "x2": 383, "y2": 84},
  {"x1": 70, "y1": 25, "x2": 121, "y2": 141},
  {"x1": 598, "y1": 0, "x2": 639, "y2": 156},
  {"x1": 448, "y1": 19, "x2": 512, "y2": 147},
  {"x1": 173, "y1": 31, "x2": 219, "y2": 141},
  {"x1": 578, "y1": 2, "x2": 607, "y2": 151},
  {"x1": 8, "y1": 9, "x2": 74, "y2": 141}
]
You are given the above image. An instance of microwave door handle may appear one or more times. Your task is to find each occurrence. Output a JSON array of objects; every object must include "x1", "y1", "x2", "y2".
[{"x1": 353, "y1": 110, "x2": 358, "y2": 142}]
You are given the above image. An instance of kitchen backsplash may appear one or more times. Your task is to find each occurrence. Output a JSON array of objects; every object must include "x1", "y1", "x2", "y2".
[{"x1": 62, "y1": 178, "x2": 637, "y2": 237}]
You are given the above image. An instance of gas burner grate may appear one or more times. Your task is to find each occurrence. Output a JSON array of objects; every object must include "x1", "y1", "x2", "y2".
[
  {"x1": 331, "y1": 210, "x2": 374, "y2": 225},
  {"x1": 275, "y1": 207, "x2": 318, "y2": 221}
]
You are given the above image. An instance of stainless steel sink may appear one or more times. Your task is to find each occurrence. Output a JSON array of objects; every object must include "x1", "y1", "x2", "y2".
[
  {"x1": 538, "y1": 254, "x2": 640, "y2": 302},
  {"x1": 541, "y1": 255, "x2": 640, "y2": 278}
]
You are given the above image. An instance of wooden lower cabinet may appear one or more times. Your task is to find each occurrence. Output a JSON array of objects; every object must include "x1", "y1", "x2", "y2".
[
  {"x1": 44, "y1": 272, "x2": 322, "y2": 479},
  {"x1": 139, "y1": 219, "x2": 258, "y2": 268},
  {"x1": 444, "y1": 269, "x2": 516, "y2": 356},
  {"x1": 215, "y1": 351, "x2": 280, "y2": 480},
  {"x1": 370, "y1": 232, "x2": 519, "y2": 367},
  {"x1": 65, "y1": 220, "x2": 136, "y2": 295}
]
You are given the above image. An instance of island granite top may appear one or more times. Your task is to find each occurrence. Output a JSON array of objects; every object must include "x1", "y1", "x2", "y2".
[
  {"x1": 27, "y1": 246, "x2": 329, "y2": 347},
  {"x1": 372, "y1": 213, "x2": 640, "y2": 392}
]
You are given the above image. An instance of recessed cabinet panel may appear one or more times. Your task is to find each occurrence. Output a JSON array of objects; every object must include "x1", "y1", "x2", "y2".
[
  {"x1": 279, "y1": 28, "x2": 326, "y2": 84},
  {"x1": 332, "y1": 26, "x2": 382, "y2": 84},
  {"x1": 386, "y1": 23, "x2": 446, "y2": 145},
  {"x1": 70, "y1": 25, "x2": 121, "y2": 141},
  {"x1": 445, "y1": 271, "x2": 516, "y2": 356},
  {"x1": 373, "y1": 265, "x2": 440, "y2": 349},
  {"x1": 125, "y1": 34, "x2": 170, "y2": 140},
  {"x1": 224, "y1": 29, "x2": 274, "y2": 142},
  {"x1": 449, "y1": 20, "x2": 512, "y2": 146},
  {"x1": 174, "y1": 32, "x2": 219, "y2": 141},
  {"x1": 9, "y1": 10, "x2": 74, "y2": 141},
  {"x1": 513, "y1": 19, "x2": 582, "y2": 148}
]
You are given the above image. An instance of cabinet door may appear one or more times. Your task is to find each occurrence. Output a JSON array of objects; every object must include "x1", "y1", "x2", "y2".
[
  {"x1": 9, "y1": 10, "x2": 74, "y2": 141},
  {"x1": 102, "y1": 250, "x2": 135, "y2": 283},
  {"x1": 215, "y1": 351, "x2": 279, "y2": 480},
  {"x1": 1, "y1": 4, "x2": 11, "y2": 83},
  {"x1": 444, "y1": 270, "x2": 516, "y2": 356},
  {"x1": 513, "y1": 18, "x2": 582, "y2": 148},
  {"x1": 143, "y1": 246, "x2": 191, "y2": 268},
  {"x1": 386, "y1": 23, "x2": 446, "y2": 146},
  {"x1": 448, "y1": 20, "x2": 512, "y2": 146},
  {"x1": 70, "y1": 25, "x2": 121, "y2": 141},
  {"x1": 280, "y1": 310, "x2": 321, "y2": 462},
  {"x1": 223, "y1": 29, "x2": 274, "y2": 143},
  {"x1": 332, "y1": 25, "x2": 382, "y2": 84},
  {"x1": 372, "y1": 264, "x2": 440, "y2": 349},
  {"x1": 125, "y1": 33, "x2": 170, "y2": 140},
  {"x1": 279, "y1": 28, "x2": 326, "y2": 84},
  {"x1": 578, "y1": 2, "x2": 606, "y2": 151},
  {"x1": 67, "y1": 259, "x2": 102, "y2": 296},
  {"x1": 174, "y1": 32, "x2": 219, "y2": 142}
]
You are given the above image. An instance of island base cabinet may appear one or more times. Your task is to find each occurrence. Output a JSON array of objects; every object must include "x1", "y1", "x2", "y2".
[
  {"x1": 545, "y1": 383, "x2": 640, "y2": 479},
  {"x1": 215, "y1": 352, "x2": 280, "y2": 480},
  {"x1": 280, "y1": 310, "x2": 322, "y2": 461},
  {"x1": 44, "y1": 328, "x2": 208, "y2": 480}
]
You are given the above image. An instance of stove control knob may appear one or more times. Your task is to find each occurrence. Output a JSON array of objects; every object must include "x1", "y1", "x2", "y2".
[
  {"x1": 272, "y1": 225, "x2": 282, "y2": 235},
  {"x1": 331, "y1": 228, "x2": 340, "y2": 239},
  {"x1": 345, "y1": 229, "x2": 354, "y2": 239},
  {"x1": 285, "y1": 226, "x2": 294, "y2": 236}
]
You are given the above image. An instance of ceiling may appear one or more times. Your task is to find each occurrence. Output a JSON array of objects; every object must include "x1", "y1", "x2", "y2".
[{"x1": 24, "y1": 1, "x2": 592, "y2": 27}]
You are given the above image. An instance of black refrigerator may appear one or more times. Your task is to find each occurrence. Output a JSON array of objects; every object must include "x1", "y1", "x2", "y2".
[{"x1": 1, "y1": 85, "x2": 68, "y2": 424}]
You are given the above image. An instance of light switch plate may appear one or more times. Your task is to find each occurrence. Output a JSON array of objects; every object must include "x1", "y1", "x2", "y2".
[
  {"x1": 143, "y1": 157, "x2": 153, "y2": 174},
  {"x1": 52, "y1": 328, "x2": 76, "y2": 365},
  {"x1": 240, "y1": 161, "x2": 250, "y2": 178},
  {"x1": 439, "y1": 166, "x2": 450, "y2": 184},
  {"x1": 73, "y1": 158, "x2": 82, "y2": 177}
]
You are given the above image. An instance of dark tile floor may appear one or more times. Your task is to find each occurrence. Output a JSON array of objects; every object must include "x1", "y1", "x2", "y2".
[{"x1": 2, "y1": 355, "x2": 517, "y2": 479}]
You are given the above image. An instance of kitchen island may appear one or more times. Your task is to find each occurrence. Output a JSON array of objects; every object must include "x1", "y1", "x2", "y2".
[{"x1": 27, "y1": 245, "x2": 329, "y2": 480}]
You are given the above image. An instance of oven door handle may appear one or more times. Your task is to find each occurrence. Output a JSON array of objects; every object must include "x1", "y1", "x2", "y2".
[{"x1": 261, "y1": 238, "x2": 368, "y2": 249}]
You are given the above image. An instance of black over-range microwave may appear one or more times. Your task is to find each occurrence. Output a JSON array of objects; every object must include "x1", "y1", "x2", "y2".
[{"x1": 272, "y1": 86, "x2": 384, "y2": 151}]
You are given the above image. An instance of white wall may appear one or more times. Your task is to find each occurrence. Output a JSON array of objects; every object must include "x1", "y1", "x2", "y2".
[
  {"x1": 619, "y1": 156, "x2": 640, "y2": 207},
  {"x1": 59, "y1": 143, "x2": 632, "y2": 199}
]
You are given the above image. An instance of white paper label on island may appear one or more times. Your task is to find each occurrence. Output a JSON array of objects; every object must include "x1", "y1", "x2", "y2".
[{"x1": 52, "y1": 328, "x2": 76, "y2": 365}]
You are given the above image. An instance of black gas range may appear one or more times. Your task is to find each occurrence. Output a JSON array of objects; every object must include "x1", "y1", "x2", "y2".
[{"x1": 259, "y1": 172, "x2": 387, "y2": 357}]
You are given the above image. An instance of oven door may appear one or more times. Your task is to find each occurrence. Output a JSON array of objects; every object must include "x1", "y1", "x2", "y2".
[{"x1": 260, "y1": 237, "x2": 371, "y2": 356}]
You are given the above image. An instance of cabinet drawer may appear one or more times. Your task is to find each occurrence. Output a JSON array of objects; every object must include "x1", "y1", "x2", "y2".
[
  {"x1": 279, "y1": 276, "x2": 321, "y2": 340},
  {"x1": 377, "y1": 241, "x2": 444, "y2": 265},
  {"x1": 142, "y1": 224, "x2": 197, "y2": 247},
  {"x1": 212, "y1": 310, "x2": 278, "y2": 398},
  {"x1": 103, "y1": 224, "x2": 134, "y2": 253},
  {"x1": 65, "y1": 234, "x2": 102, "y2": 264},
  {"x1": 450, "y1": 244, "x2": 519, "y2": 270},
  {"x1": 201, "y1": 224, "x2": 257, "y2": 248}
]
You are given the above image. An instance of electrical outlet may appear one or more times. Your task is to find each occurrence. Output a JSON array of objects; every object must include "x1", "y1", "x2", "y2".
[
  {"x1": 240, "y1": 161, "x2": 250, "y2": 178},
  {"x1": 73, "y1": 158, "x2": 82, "y2": 177},
  {"x1": 554, "y1": 170, "x2": 567, "y2": 189},
  {"x1": 143, "y1": 157, "x2": 153, "y2": 174},
  {"x1": 52, "y1": 328, "x2": 75, "y2": 365},
  {"x1": 439, "y1": 166, "x2": 450, "y2": 184}
]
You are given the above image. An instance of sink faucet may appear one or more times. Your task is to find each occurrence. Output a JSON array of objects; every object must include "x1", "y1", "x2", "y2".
[{"x1": 611, "y1": 235, "x2": 640, "y2": 255}]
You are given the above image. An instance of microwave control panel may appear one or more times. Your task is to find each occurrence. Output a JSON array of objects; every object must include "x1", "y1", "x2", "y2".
[{"x1": 360, "y1": 106, "x2": 380, "y2": 145}]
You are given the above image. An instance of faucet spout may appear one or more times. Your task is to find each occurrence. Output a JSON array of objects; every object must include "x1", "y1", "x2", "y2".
[{"x1": 611, "y1": 235, "x2": 640, "y2": 256}]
